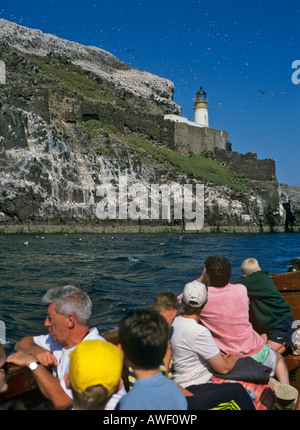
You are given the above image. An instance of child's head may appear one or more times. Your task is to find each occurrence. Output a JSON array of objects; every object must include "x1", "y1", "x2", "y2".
[
  {"x1": 241, "y1": 258, "x2": 261, "y2": 276},
  {"x1": 67, "y1": 340, "x2": 123, "y2": 410},
  {"x1": 118, "y1": 308, "x2": 169, "y2": 370},
  {"x1": 153, "y1": 292, "x2": 179, "y2": 326}
]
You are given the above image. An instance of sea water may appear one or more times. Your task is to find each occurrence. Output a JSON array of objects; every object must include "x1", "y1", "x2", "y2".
[{"x1": 0, "y1": 232, "x2": 299, "y2": 347}]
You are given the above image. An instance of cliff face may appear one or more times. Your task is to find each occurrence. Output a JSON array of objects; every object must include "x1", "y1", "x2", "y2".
[
  {"x1": 0, "y1": 19, "x2": 295, "y2": 232},
  {"x1": 0, "y1": 19, "x2": 180, "y2": 116},
  {"x1": 279, "y1": 184, "x2": 300, "y2": 232}
]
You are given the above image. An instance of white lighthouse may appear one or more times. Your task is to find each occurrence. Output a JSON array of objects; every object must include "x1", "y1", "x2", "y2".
[{"x1": 194, "y1": 87, "x2": 209, "y2": 127}]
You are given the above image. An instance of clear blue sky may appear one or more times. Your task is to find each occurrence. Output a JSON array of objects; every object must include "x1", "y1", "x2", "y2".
[{"x1": 1, "y1": 0, "x2": 299, "y2": 186}]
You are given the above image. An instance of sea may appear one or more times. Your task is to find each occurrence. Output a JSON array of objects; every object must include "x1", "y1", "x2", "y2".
[{"x1": 0, "y1": 232, "x2": 299, "y2": 351}]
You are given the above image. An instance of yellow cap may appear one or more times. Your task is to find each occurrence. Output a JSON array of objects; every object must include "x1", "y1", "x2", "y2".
[{"x1": 69, "y1": 340, "x2": 123, "y2": 396}]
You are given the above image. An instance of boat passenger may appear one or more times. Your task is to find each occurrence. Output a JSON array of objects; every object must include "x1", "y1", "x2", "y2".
[
  {"x1": 153, "y1": 292, "x2": 179, "y2": 327},
  {"x1": 171, "y1": 280, "x2": 239, "y2": 388},
  {"x1": 6, "y1": 285, "x2": 123, "y2": 410},
  {"x1": 116, "y1": 308, "x2": 188, "y2": 410},
  {"x1": 238, "y1": 258, "x2": 297, "y2": 354},
  {"x1": 152, "y1": 292, "x2": 179, "y2": 376},
  {"x1": 129, "y1": 293, "x2": 254, "y2": 410},
  {"x1": 197, "y1": 256, "x2": 289, "y2": 385},
  {"x1": 127, "y1": 291, "x2": 179, "y2": 389},
  {"x1": 65, "y1": 340, "x2": 123, "y2": 410},
  {"x1": 171, "y1": 281, "x2": 257, "y2": 410}
]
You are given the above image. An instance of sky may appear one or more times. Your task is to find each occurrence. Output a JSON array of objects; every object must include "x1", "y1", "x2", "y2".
[{"x1": 1, "y1": 0, "x2": 299, "y2": 186}]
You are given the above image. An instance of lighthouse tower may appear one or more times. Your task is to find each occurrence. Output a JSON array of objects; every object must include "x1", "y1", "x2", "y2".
[{"x1": 194, "y1": 87, "x2": 209, "y2": 127}]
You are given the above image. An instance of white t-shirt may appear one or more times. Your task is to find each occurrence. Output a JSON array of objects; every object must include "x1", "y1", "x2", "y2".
[
  {"x1": 33, "y1": 327, "x2": 105, "y2": 398},
  {"x1": 105, "y1": 384, "x2": 127, "y2": 410},
  {"x1": 170, "y1": 316, "x2": 220, "y2": 388}
]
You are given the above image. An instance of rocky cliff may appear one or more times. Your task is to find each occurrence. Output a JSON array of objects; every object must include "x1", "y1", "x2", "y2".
[{"x1": 0, "y1": 19, "x2": 297, "y2": 233}]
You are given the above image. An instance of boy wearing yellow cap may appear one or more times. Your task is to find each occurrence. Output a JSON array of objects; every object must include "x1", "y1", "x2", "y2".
[{"x1": 65, "y1": 340, "x2": 123, "y2": 410}]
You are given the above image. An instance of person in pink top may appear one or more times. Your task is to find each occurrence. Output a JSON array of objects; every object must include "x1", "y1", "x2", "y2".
[{"x1": 196, "y1": 256, "x2": 289, "y2": 385}]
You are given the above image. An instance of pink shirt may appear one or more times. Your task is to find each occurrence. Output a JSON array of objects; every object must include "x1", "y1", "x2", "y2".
[{"x1": 199, "y1": 283, "x2": 264, "y2": 357}]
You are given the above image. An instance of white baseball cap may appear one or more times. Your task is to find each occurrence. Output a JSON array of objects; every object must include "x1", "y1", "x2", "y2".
[{"x1": 182, "y1": 281, "x2": 207, "y2": 307}]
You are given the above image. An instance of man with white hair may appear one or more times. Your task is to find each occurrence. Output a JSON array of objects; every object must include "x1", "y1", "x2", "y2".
[
  {"x1": 7, "y1": 285, "x2": 106, "y2": 409},
  {"x1": 239, "y1": 258, "x2": 297, "y2": 354}
]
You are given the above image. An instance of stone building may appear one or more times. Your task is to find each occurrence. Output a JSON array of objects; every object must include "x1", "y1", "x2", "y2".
[{"x1": 163, "y1": 87, "x2": 276, "y2": 182}]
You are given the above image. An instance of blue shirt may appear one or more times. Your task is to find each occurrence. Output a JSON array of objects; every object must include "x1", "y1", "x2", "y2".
[{"x1": 117, "y1": 372, "x2": 188, "y2": 410}]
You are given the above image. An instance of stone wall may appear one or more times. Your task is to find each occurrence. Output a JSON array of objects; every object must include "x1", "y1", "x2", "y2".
[
  {"x1": 166, "y1": 121, "x2": 229, "y2": 156},
  {"x1": 214, "y1": 149, "x2": 277, "y2": 182},
  {"x1": 48, "y1": 94, "x2": 176, "y2": 147},
  {"x1": 163, "y1": 119, "x2": 277, "y2": 184},
  {"x1": 0, "y1": 87, "x2": 176, "y2": 147}
]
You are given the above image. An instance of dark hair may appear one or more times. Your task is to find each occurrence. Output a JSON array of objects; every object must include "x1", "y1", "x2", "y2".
[
  {"x1": 0, "y1": 344, "x2": 4, "y2": 359},
  {"x1": 205, "y1": 256, "x2": 231, "y2": 288},
  {"x1": 153, "y1": 292, "x2": 179, "y2": 312},
  {"x1": 118, "y1": 308, "x2": 169, "y2": 370},
  {"x1": 182, "y1": 303, "x2": 203, "y2": 316}
]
